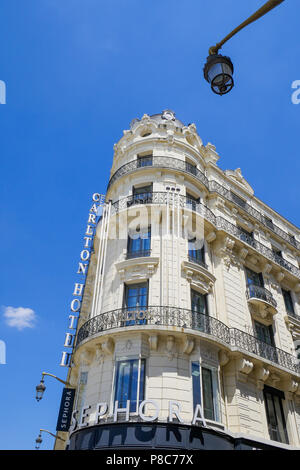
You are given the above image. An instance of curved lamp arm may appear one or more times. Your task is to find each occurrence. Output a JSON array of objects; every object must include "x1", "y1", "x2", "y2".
[
  {"x1": 41, "y1": 372, "x2": 71, "y2": 386},
  {"x1": 39, "y1": 429, "x2": 65, "y2": 442},
  {"x1": 209, "y1": 0, "x2": 285, "y2": 55}
]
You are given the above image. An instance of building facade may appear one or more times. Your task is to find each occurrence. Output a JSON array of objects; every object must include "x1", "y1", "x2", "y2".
[{"x1": 57, "y1": 110, "x2": 300, "y2": 450}]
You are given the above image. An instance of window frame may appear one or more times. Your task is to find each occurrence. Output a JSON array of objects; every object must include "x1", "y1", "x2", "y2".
[
  {"x1": 282, "y1": 288, "x2": 295, "y2": 316},
  {"x1": 127, "y1": 225, "x2": 151, "y2": 258},
  {"x1": 263, "y1": 385, "x2": 289, "y2": 444},
  {"x1": 113, "y1": 357, "x2": 146, "y2": 414},
  {"x1": 191, "y1": 361, "x2": 220, "y2": 423}
]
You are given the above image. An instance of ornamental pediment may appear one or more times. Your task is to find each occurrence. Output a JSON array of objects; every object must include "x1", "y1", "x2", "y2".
[
  {"x1": 115, "y1": 256, "x2": 159, "y2": 282},
  {"x1": 225, "y1": 168, "x2": 254, "y2": 196},
  {"x1": 182, "y1": 260, "x2": 216, "y2": 294}
]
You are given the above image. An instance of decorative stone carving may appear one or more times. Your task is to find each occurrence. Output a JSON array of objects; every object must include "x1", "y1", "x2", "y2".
[
  {"x1": 255, "y1": 366, "x2": 270, "y2": 390},
  {"x1": 79, "y1": 349, "x2": 94, "y2": 366},
  {"x1": 236, "y1": 357, "x2": 254, "y2": 382},
  {"x1": 217, "y1": 237, "x2": 240, "y2": 269},
  {"x1": 269, "y1": 373, "x2": 280, "y2": 387},
  {"x1": 239, "y1": 247, "x2": 249, "y2": 263},
  {"x1": 206, "y1": 231, "x2": 216, "y2": 243},
  {"x1": 294, "y1": 283, "x2": 300, "y2": 293},
  {"x1": 249, "y1": 255, "x2": 258, "y2": 265},
  {"x1": 101, "y1": 337, "x2": 114, "y2": 355},
  {"x1": 148, "y1": 335, "x2": 158, "y2": 351},
  {"x1": 116, "y1": 257, "x2": 159, "y2": 283},
  {"x1": 182, "y1": 336, "x2": 194, "y2": 355},
  {"x1": 219, "y1": 350, "x2": 230, "y2": 367},
  {"x1": 224, "y1": 168, "x2": 254, "y2": 196},
  {"x1": 166, "y1": 335, "x2": 175, "y2": 360},
  {"x1": 276, "y1": 272, "x2": 285, "y2": 283},
  {"x1": 263, "y1": 263, "x2": 272, "y2": 276},
  {"x1": 284, "y1": 379, "x2": 298, "y2": 394},
  {"x1": 182, "y1": 260, "x2": 216, "y2": 295},
  {"x1": 95, "y1": 344, "x2": 105, "y2": 364},
  {"x1": 284, "y1": 315, "x2": 300, "y2": 340},
  {"x1": 248, "y1": 303, "x2": 273, "y2": 324}
]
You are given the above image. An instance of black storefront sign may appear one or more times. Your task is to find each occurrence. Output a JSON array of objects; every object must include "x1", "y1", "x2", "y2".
[{"x1": 56, "y1": 388, "x2": 76, "y2": 432}]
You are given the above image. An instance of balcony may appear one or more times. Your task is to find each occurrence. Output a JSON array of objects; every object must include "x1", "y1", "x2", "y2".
[
  {"x1": 246, "y1": 284, "x2": 277, "y2": 315},
  {"x1": 110, "y1": 192, "x2": 300, "y2": 280},
  {"x1": 75, "y1": 306, "x2": 300, "y2": 375},
  {"x1": 108, "y1": 158, "x2": 300, "y2": 251},
  {"x1": 188, "y1": 255, "x2": 208, "y2": 270},
  {"x1": 126, "y1": 193, "x2": 153, "y2": 207}
]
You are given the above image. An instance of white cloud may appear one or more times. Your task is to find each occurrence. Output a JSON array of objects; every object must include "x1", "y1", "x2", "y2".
[{"x1": 3, "y1": 306, "x2": 37, "y2": 331}]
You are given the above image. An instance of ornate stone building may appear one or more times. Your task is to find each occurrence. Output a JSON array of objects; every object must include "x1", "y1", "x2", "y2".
[{"x1": 58, "y1": 110, "x2": 300, "y2": 450}]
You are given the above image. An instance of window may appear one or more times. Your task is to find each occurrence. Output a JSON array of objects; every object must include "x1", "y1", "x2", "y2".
[
  {"x1": 188, "y1": 238, "x2": 206, "y2": 267},
  {"x1": 127, "y1": 226, "x2": 151, "y2": 258},
  {"x1": 191, "y1": 362, "x2": 220, "y2": 422},
  {"x1": 185, "y1": 160, "x2": 197, "y2": 176},
  {"x1": 186, "y1": 192, "x2": 200, "y2": 211},
  {"x1": 254, "y1": 321, "x2": 275, "y2": 347},
  {"x1": 76, "y1": 371, "x2": 88, "y2": 419},
  {"x1": 239, "y1": 226, "x2": 255, "y2": 248},
  {"x1": 132, "y1": 184, "x2": 153, "y2": 203},
  {"x1": 272, "y1": 247, "x2": 283, "y2": 259},
  {"x1": 137, "y1": 154, "x2": 153, "y2": 167},
  {"x1": 191, "y1": 289, "x2": 209, "y2": 332},
  {"x1": 254, "y1": 321, "x2": 278, "y2": 363},
  {"x1": 263, "y1": 385, "x2": 289, "y2": 444},
  {"x1": 282, "y1": 289, "x2": 295, "y2": 316},
  {"x1": 123, "y1": 282, "x2": 148, "y2": 325},
  {"x1": 114, "y1": 359, "x2": 145, "y2": 413},
  {"x1": 264, "y1": 216, "x2": 274, "y2": 230},
  {"x1": 127, "y1": 185, "x2": 153, "y2": 207},
  {"x1": 230, "y1": 192, "x2": 247, "y2": 209},
  {"x1": 288, "y1": 233, "x2": 296, "y2": 246},
  {"x1": 245, "y1": 268, "x2": 264, "y2": 288}
]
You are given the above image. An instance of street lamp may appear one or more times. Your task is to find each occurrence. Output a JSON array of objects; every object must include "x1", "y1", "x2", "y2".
[
  {"x1": 203, "y1": 54, "x2": 234, "y2": 95},
  {"x1": 35, "y1": 429, "x2": 65, "y2": 450},
  {"x1": 35, "y1": 372, "x2": 70, "y2": 402},
  {"x1": 203, "y1": 0, "x2": 285, "y2": 95}
]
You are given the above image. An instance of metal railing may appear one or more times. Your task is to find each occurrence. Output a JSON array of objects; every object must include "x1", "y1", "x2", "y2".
[
  {"x1": 75, "y1": 306, "x2": 300, "y2": 374},
  {"x1": 246, "y1": 284, "x2": 277, "y2": 309},
  {"x1": 188, "y1": 255, "x2": 208, "y2": 270},
  {"x1": 126, "y1": 250, "x2": 151, "y2": 259},
  {"x1": 109, "y1": 192, "x2": 300, "y2": 279},
  {"x1": 107, "y1": 156, "x2": 300, "y2": 250}
]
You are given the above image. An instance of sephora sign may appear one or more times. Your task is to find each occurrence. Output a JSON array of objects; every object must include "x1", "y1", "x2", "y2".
[
  {"x1": 69, "y1": 399, "x2": 207, "y2": 433},
  {"x1": 60, "y1": 193, "x2": 105, "y2": 367}
]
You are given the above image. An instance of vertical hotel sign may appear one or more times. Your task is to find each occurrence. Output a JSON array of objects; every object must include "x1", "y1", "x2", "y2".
[{"x1": 60, "y1": 193, "x2": 106, "y2": 367}]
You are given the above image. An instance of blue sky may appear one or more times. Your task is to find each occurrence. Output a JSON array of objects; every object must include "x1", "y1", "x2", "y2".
[{"x1": 0, "y1": 0, "x2": 299, "y2": 450}]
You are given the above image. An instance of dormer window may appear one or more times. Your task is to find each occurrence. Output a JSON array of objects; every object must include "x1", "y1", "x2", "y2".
[
  {"x1": 264, "y1": 216, "x2": 274, "y2": 230},
  {"x1": 272, "y1": 247, "x2": 282, "y2": 259},
  {"x1": 141, "y1": 131, "x2": 152, "y2": 137},
  {"x1": 137, "y1": 154, "x2": 153, "y2": 167},
  {"x1": 185, "y1": 160, "x2": 197, "y2": 176},
  {"x1": 230, "y1": 192, "x2": 246, "y2": 209}
]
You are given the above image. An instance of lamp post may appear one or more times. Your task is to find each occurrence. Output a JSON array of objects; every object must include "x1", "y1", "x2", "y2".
[
  {"x1": 35, "y1": 372, "x2": 71, "y2": 402},
  {"x1": 203, "y1": 0, "x2": 285, "y2": 95},
  {"x1": 35, "y1": 429, "x2": 65, "y2": 450}
]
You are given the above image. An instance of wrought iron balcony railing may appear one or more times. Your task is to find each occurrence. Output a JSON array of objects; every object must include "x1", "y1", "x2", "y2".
[
  {"x1": 109, "y1": 192, "x2": 300, "y2": 279},
  {"x1": 246, "y1": 284, "x2": 277, "y2": 309},
  {"x1": 108, "y1": 157, "x2": 300, "y2": 251},
  {"x1": 188, "y1": 255, "x2": 208, "y2": 270},
  {"x1": 126, "y1": 250, "x2": 151, "y2": 259},
  {"x1": 75, "y1": 306, "x2": 300, "y2": 375}
]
